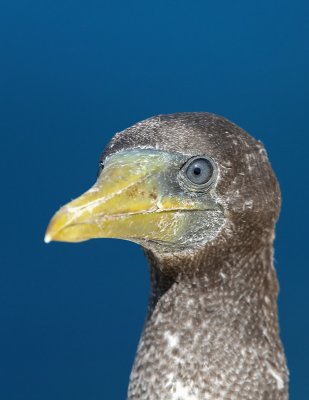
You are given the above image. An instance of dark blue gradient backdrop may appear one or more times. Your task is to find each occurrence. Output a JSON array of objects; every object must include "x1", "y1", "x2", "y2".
[{"x1": 1, "y1": 1, "x2": 308, "y2": 399}]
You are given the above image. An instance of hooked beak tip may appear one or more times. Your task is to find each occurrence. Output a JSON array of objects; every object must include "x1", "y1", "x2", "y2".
[{"x1": 44, "y1": 234, "x2": 52, "y2": 244}]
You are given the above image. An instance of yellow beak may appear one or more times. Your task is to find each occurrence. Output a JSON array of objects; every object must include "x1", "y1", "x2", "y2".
[{"x1": 44, "y1": 150, "x2": 214, "y2": 244}]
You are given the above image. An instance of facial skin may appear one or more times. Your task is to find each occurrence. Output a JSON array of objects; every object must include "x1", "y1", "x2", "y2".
[{"x1": 45, "y1": 149, "x2": 225, "y2": 251}]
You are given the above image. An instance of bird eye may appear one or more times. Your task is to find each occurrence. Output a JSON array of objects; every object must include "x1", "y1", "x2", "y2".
[
  {"x1": 183, "y1": 156, "x2": 214, "y2": 187},
  {"x1": 97, "y1": 161, "x2": 104, "y2": 177}
]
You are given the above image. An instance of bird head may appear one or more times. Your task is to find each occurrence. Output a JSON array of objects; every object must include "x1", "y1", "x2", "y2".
[{"x1": 45, "y1": 113, "x2": 280, "y2": 254}]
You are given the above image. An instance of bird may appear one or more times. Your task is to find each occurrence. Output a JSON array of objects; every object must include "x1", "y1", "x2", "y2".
[{"x1": 45, "y1": 113, "x2": 288, "y2": 400}]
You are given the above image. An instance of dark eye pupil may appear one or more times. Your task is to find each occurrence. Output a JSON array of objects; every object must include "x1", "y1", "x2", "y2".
[{"x1": 193, "y1": 167, "x2": 201, "y2": 175}]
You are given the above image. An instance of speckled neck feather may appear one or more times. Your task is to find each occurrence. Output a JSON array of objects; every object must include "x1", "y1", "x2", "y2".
[{"x1": 128, "y1": 237, "x2": 288, "y2": 400}]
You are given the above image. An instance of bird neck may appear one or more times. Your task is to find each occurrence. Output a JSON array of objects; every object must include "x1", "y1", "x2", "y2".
[
  {"x1": 144, "y1": 239, "x2": 279, "y2": 317},
  {"x1": 128, "y1": 241, "x2": 287, "y2": 399}
]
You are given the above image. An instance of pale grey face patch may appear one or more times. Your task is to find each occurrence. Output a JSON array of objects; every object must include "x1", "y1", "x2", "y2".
[{"x1": 101, "y1": 149, "x2": 226, "y2": 252}]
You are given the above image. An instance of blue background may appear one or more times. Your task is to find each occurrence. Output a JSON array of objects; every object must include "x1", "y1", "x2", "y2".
[{"x1": 1, "y1": 1, "x2": 308, "y2": 398}]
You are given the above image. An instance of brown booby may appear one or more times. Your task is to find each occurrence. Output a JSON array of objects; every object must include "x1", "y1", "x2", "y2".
[{"x1": 45, "y1": 113, "x2": 288, "y2": 400}]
